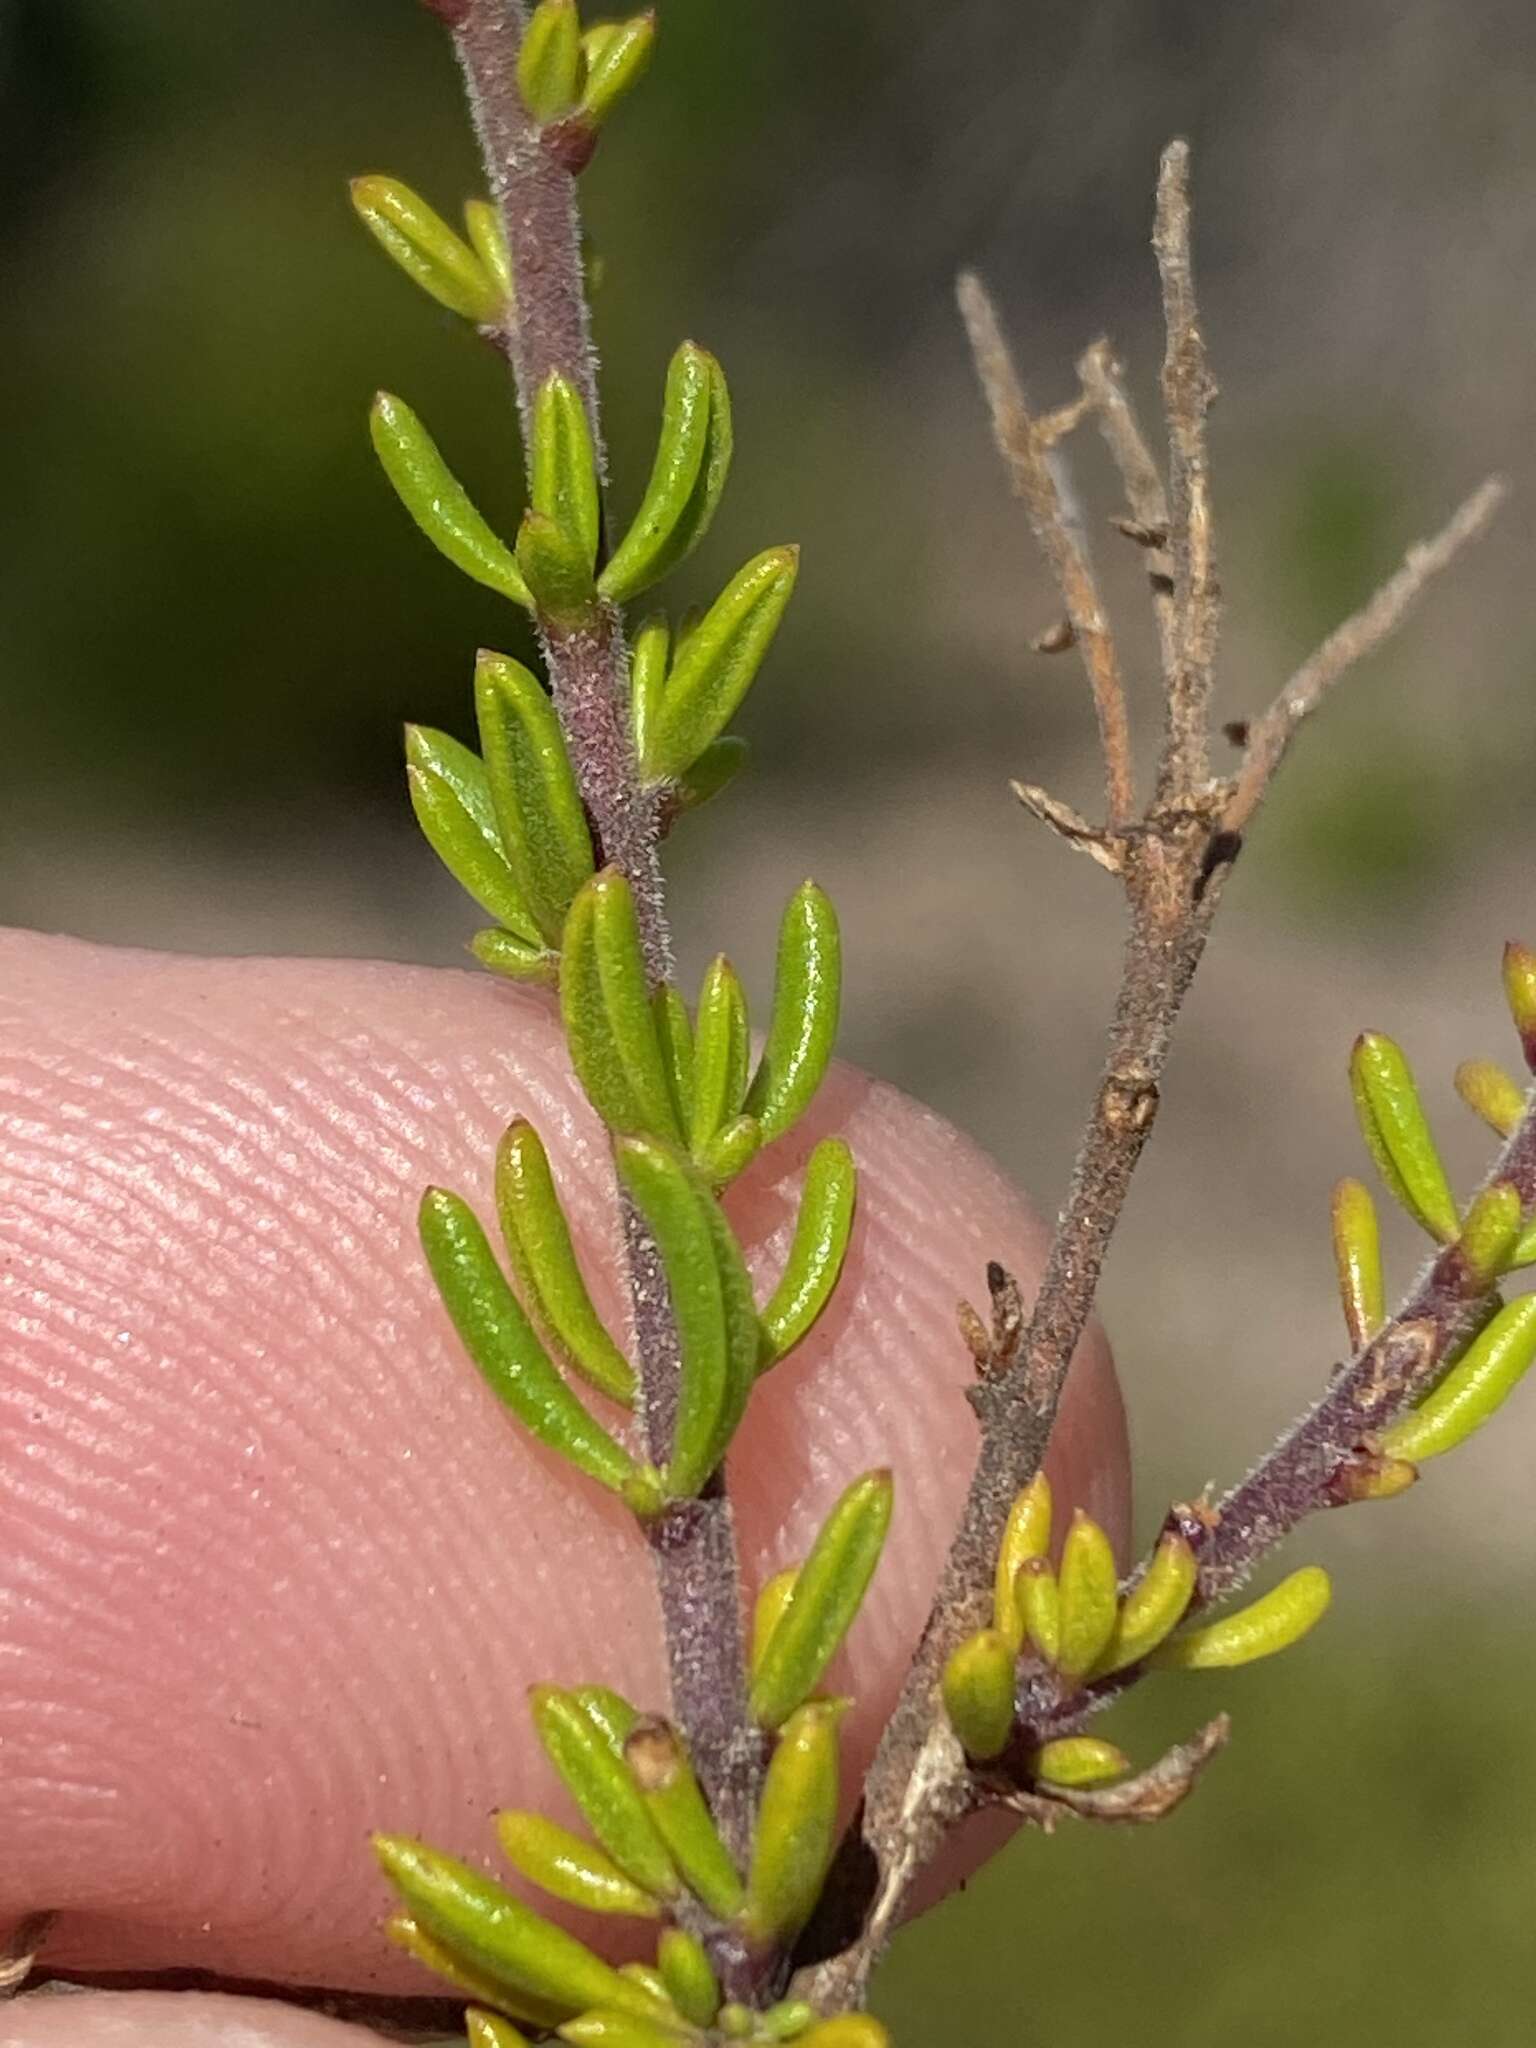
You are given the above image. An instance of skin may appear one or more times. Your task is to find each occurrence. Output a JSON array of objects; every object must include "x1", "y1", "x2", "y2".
[{"x1": 0, "y1": 930, "x2": 1129, "y2": 2047}]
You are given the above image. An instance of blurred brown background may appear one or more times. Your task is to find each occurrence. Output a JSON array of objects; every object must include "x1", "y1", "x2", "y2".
[{"x1": 4, "y1": 0, "x2": 1535, "y2": 2039}]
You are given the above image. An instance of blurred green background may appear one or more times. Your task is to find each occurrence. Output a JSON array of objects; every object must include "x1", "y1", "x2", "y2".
[{"x1": 4, "y1": 0, "x2": 1535, "y2": 2038}]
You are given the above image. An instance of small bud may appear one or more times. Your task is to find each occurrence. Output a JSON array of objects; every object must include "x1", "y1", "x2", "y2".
[
  {"x1": 1349, "y1": 1033, "x2": 1460, "y2": 1242},
  {"x1": 656, "y1": 1928, "x2": 719, "y2": 2029},
  {"x1": 993, "y1": 1474, "x2": 1053, "y2": 1647},
  {"x1": 1327, "y1": 1448, "x2": 1419, "y2": 1505},
  {"x1": 518, "y1": 0, "x2": 584, "y2": 122},
  {"x1": 941, "y1": 1629, "x2": 1017, "y2": 1760},
  {"x1": 744, "y1": 881, "x2": 842, "y2": 1144},
  {"x1": 718, "y1": 2009, "x2": 755, "y2": 2040},
  {"x1": 578, "y1": 10, "x2": 656, "y2": 128},
  {"x1": 1457, "y1": 1179, "x2": 1523, "y2": 1288},
  {"x1": 1381, "y1": 1293, "x2": 1536, "y2": 1463},
  {"x1": 1503, "y1": 942, "x2": 1536, "y2": 1070},
  {"x1": 652, "y1": 982, "x2": 695, "y2": 1133},
  {"x1": 1031, "y1": 618, "x2": 1076, "y2": 653},
  {"x1": 1330, "y1": 1177, "x2": 1385, "y2": 1351},
  {"x1": 1454, "y1": 1058, "x2": 1526, "y2": 1139},
  {"x1": 351, "y1": 175, "x2": 505, "y2": 325},
  {"x1": 623, "y1": 1718, "x2": 746, "y2": 1920},
  {"x1": 629, "y1": 612, "x2": 670, "y2": 767},
  {"x1": 471, "y1": 928, "x2": 559, "y2": 986},
  {"x1": 516, "y1": 508, "x2": 598, "y2": 626},
  {"x1": 1033, "y1": 1736, "x2": 1130, "y2": 1788},
  {"x1": 1056, "y1": 1509, "x2": 1119, "y2": 1681},
  {"x1": 1091, "y1": 1531, "x2": 1198, "y2": 1677},
  {"x1": 1017, "y1": 1556, "x2": 1061, "y2": 1667},
  {"x1": 763, "y1": 2003, "x2": 817, "y2": 2041},
  {"x1": 758, "y1": 1139, "x2": 857, "y2": 1362},
  {"x1": 1151, "y1": 1564, "x2": 1332, "y2": 1670},
  {"x1": 750, "y1": 1470, "x2": 895, "y2": 1729}
]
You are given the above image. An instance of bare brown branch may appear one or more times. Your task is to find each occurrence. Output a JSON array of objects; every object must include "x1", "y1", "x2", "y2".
[
  {"x1": 1010, "y1": 781, "x2": 1123, "y2": 871},
  {"x1": 1077, "y1": 337, "x2": 1178, "y2": 693},
  {"x1": 1224, "y1": 475, "x2": 1507, "y2": 835},
  {"x1": 1152, "y1": 140, "x2": 1219, "y2": 799},
  {"x1": 957, "y1": 271, "x2": 1137, "y2": 830}
]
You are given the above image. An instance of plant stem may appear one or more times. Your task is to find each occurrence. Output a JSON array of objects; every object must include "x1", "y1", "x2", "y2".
[{"x1": 446, "y1": 0, "x2": 758, "y2": 1862}]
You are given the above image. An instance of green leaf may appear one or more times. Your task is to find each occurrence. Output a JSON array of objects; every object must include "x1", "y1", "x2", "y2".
[
  {"x1": 1504, "y1": 941, "x2": 1536, "y2": 1070},
  {"x1": 386, "y1": 1912, "x2": 565, "y2": 2029},
  {"x1": 750, "y1": 1568, "x2": 799, "y2": 1681},
  {"x1": 599, "y1": 344, "x2": 732, "y2": 603},
  {"x1": 1382, "y1": 1293, "x2": 1536, "y2": 1462},
  {"x1": 1091, "y1": 1532, "x2": 1198, "y2": 1677},
  {"x1": 418, "y1": 1189, "x2": 655, "y2": 1508},
  {"x1": 1018, "y1": 1557, "x2": 1061, "y2": 1666},
  {"x1": 1350, "y1": 1032, "x2": 1459, "y2": 1242},
  {"x1": 1056, "y1": 1510, "x2": 1119, "y2": 1680},
  {"x1": 672, "y1": 736, "x2": 750, "y2": 816},
  {"x1": 561, "y1": 882, "x2": 647, "y2": 1135},
  {"x1": 517, "y1": 509, "x2": 597, "y2": 625},
  {"x1": 759, "y1": 1138, "x2": 856, "y2": 1363},
  {"x1": 992, "y1": 1474, "x2": 1052, "y2": 1650},
  {"x1": 374, "y1": 1835, "x2": 664, "y2": 2024},
  {"x1": 475, "y1": 652, "x2": 595, "y2": 946},
  {"x1": 616, "y1": 1135, "x2": 755, "y2": 1496},
  {"x1": 689, "y1": 955, "x2": 750, "y2": 1157},
  {"x1": 1330, "y1": 1176, "x2": 1384, "y2": 1351},
  {"x1": 495, "y1": 1119, "x2": 636, "y2": 1405},
  {"x1": 532, "y1": 372, "x2": 601, "y2": 570},
  {"x1": 749, "y1": 1469, "x2": 894, "y2": 1729},
  {"x1": 529, "y1": 1687, "x2": 680, "y2": 1901},
  {"x1": 495, "y1": 1811, "x2": 660, "y2": 1919},
  {"x1": 558, "y1": 2014, "x2": 691, "y2": 2048},
  {"x1": 467, "y1": 2009, "x2": 536, "y2": 2048},
  {"x1": 471, "y1": 928, "x2": 559, "y2": 985},
  {"x1": 698, "y1": 1114, "x2": 762, "y2": 1190},
  {"x1": 629, "y1": 613, "x2": 669, "y2": 767},
  {"x1": 405, "y1": 724, "x2": 541, "y2": 941},
  {"x1": 372, "y1": 396, "x2": 530, "y2": 607},
  {"x1": 745, "y1": 1699, "x2": 847, "y2": 1941},
  {"x1": 1033, "y1": 1737, "x2": 1130, "y2": 1788},
  {"x1": 1455, "y1": 1057, "x2": 1525, "y2": 1138},
  {"x1": 463, "y1": 199, "x2": 514, "y2": 302},
  {"x1": 940, "y1": 1629, "x2": 1016, "y2": 1761},
  {"x1": 641, "y1": 547, "x2": 799, "y2": 782},
  {"x1": 351, "y1": 175, "x2": 506, "y2": 325},
  {"x1": 591, "y1": 873, "x2": 684, "y2": 1141},
  {"x1": 622, "y1": 1718, "x2": 745, "y2": 1920},
  {"x1": 577, "y1": 11, "x2": 657, "y2": 128},
  {"x1": 1151, "y1": 1564, "x2": 1333, "y2": 1670},
  {"x1": 656, "y1": 1929, "x2": 719, "y2": 2030},
  {"x1": 518, "y1": 0, "x2": 584, "y2": 121},
  {"x1": 652, "y1": 983, "x2": 695, "y2": 1135},
  {"x1": 744, "y1": 882, "x2": 841, "y2": 1144}
]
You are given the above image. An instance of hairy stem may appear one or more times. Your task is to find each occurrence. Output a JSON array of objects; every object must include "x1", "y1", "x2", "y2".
[{"x1": 447, "y1": 0, "x2": 756, "y2": 1859}]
